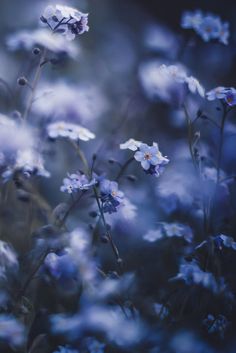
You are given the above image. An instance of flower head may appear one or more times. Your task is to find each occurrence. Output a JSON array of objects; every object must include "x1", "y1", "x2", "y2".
[
  {"x1": 120, "y1": 138, "x2": 142, "y2": 151},
  {"x1": 47, "y1": 121, "x2": 95, "y2": 141},
  {"x1": 60, "y1": 172, "x2": 96, "y2": 194},
  {"x1": 181, "y1": 10, "x2": 230, "y2": 45},
  {"x1": 134, "y1": 142, "x2": 169, "y2": 177},
  {"x1": 41, "y1": 5, "x2": 89, "y2": 40},
  {"x1": 206, "y1": 87, "x2": 236, "y2": 106},
  {"x1": 100, "y1": 179, "x2": 124, "y2": 214}
]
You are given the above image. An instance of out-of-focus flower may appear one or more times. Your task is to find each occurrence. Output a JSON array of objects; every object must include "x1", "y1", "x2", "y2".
[
  {"x1": 60, "y1": 172, "x2": 96, "y2": 194},
  {"x1": 100, "y1": 179, "x2": 124, "y2": 214},
  {"x1": 144, "y1": 24, "x2": 180, "y2": 59},
  {"x1": 120, "y1": 138, "x2": 142, "y2": 151},
  {"x1": 15, "y1": 149, "x2": 50, "y2": 178},
  {"x1": 41, "y1": 5, "x2": 89, "y2": 40},
  {"x1": 44, "y1": 250, "x2": 78, "y2": 281},
  {"x1": 47, "y1": 121, "x2": 95, "y2": 141},
  {"x1": 172, "y1": 260, "x2": 226, "y2": 294},
  {"x1": 0, "y1": 315, "x2": 25, "y2": 347},
  {"x1": 185, "y1": 76, "x2": 205, "y2": 97},
  {"x1": 153, "y1": 303, "x2": 169, "y2": 320},
  {"x1": 0, "y1": 241, "x2": 18, "y2": 279},
  {"x1": 206, "y1": 87, "x2": 236, "y2": 106},
  {"x1": 203, "y1": 314, "x2": 229, "y2": 338},
  {"x1": 7, "y1": 29, "x2": 78, "y2": 58},
  {"x1": 181, "y1": 10, "x2": 230, "y2": 45},
  {"x1": 32, "y1": 82, "x2": 109, "y2": 123},
  {"x1": 144, "y1": 222, "x2": 193, "y2": 243},
  {"x1": 214, "y1": 234, "x2": 236, "y2": 250},
  {"x1": 51, "y1": 305, "x2": 144, "y2": 346},
  {"x1": 86, "y1": 337, "x2": 106, "y2": 353},
  {"x1": 133, "y1": 142, "x2": 169, "y2": 177},
  {"x1": 139, "y1": 61, "x2": 204, "y2": 106}
]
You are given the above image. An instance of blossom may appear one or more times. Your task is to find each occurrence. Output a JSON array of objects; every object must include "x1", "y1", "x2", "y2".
[
  {"x1": 181, "y1": 10, "x2": 230, "y2": 45},
  {"x1": 60, "y1": 172, "x2": 96, "y2": 194},
  {"x1": 203, "y1": 314, "x2": 229, "y2": 338},
  {"x1": 134, "y1": 143, "x2": 169, "y2": 177},
  {"x1": 7, "y1": 29, "x2": 78, "y2": 58},
  {"x1": 172, "y1": 260, "x2": 226, "y2": 294},
  {"x1": 47, "y1": 121, "x2": 95, "y2": 141},
  {"x1": 143, "y1": 222, "x2": 193, "y2": 243},
  {"x1": 44, "y1": 250, "x2": 78, "y2": 280},
  {"x1": 100, "y1": 179, "x2": 124, "y2": 214},
  {"x1": 206, "y1": 87, "x2": 236, "y2": 106},
  {"x1": 32, "y1": 82, "x2": 109, "y2": 123},
  {"x1": 185, "y1": 76, "x2": 205, "y2": 97},
  {"x1": 214, "y1": 234, "x2": 236, "y2": 250},
  {"x1": 206, "y1": 86, "x2": 227, "y2": 101},
  {"x1": 0, "y1": 241, "x2": 18, "y2": 279},
  {"x1": 0, "y1": 315, "x2": 25, "y2": 346},
  {"x1": 41, "y1": 5, "x2": 89, "y2": 41},
  {"x1": 120, "y1": 138, "x2": 142, "y2": 151},
  {"x1": 86, "y1": 337, "x2": 106, "y2": 353}
]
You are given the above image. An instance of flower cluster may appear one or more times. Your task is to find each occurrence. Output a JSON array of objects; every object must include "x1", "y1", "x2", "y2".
[
  {"x1": 60, "y1": 172, "x2": 96, "y2": 194},
  {"x1": 181, "y1": 10, "x2": 229, "y2": 44},
  {"x1": 40, "y1": 5, "x2": 89, "y2": 41},
  {"x1": 47, "y1": 121, "x2": 95, "y2": 141}
]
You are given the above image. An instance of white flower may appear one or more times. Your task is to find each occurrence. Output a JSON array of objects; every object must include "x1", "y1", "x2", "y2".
[
  {"x1": 47, "y1": 121, "x2": 95, "y2": 141},
  {"x1": 120, "y1": 138, "x2": 142, "y2": 151},
  {"x1": 7, "y1": 29, "x2": 78, "y2": 58},
  {"x1": 15, "y1": 149, "x2": 50, "y2": 178},
  {"x1": 185, "y1": 76, "x2": 205, "y2": 97}
]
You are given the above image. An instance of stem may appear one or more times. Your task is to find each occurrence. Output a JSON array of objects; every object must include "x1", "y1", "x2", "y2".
[
  {"x1": 116, "y1": 157, "x2": 134, "y2": 181},
  {"x1": 72, "y1": 142, "x2": 122, "y2": 266},
  {"x1": 17, "y1": 249, "x2": 50, "y2": 300},
  {"x1": 58, "y1": 191, "x2": 86, "y2": 228},
  {"x1": 216, "y1": 104, "x2": 228, "y2": 184},
  {"x1": 22, "y1": 48, "x2": 47, "y2": 121}
]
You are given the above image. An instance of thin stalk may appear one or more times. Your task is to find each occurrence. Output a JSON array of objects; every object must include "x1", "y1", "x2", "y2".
[{"x1": 22, "y1": 48, "x2": 47, "y2": 121}]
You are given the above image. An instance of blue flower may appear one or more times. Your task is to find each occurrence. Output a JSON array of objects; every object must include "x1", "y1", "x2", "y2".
[
  {"x1": 53, "y1": 346, "x2": 79, "y2": 353},
  {"x1": 100, "y1": 179, "x2": 124, "y2": 214},
  {"x1": 181, "y1": 10, "x2": 230, "y2": 45},
  {"x1": 134, "y1": 143, "x2": 169, "y2": 176},
  {"x1": 196, "y1": 15, "x2": 222, "y2": 42},
  {"x1": 86, "y1": 337, "x2": 106, "y2": 353},
  {"x1": 0, "y1": 315, "x2": 25, "y2": 347},
  {"x1": 206, "y1": 87, "x2": 236, "y2": 106},
  {"x1": 61, "y1": 172, "x2": 96, "y2": 194}
]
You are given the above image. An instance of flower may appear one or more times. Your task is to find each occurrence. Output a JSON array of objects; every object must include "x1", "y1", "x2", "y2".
[
  {"x1": 143, "y1": 222, "x2": 193, "y2": 243},
  {"x1": 41, "y1": 5, "x2": 89, "y2": 41},
  {"x1": 0, "y1": 315, "x2": 25, "y2": 346},
  {"x1": 60, "y1": 172, "x2": 96, "y2": 194},
  {"x1": 203, "y1": 314, "x2": 229, "y2": 338},
  {"x1": 47, "y1": 121, "x2": 95, "y2": 141},
  {"x1": 0, "y1": 241, "x2": 18, "y2": 279},
  {"x1": 172, "y1": 259, "x2": 226, "y2": 294},
  {"x1": 185, "y1": 76, "x2": 205, "y2": 97},
  {"x1": 181, "y1": 10, "x2": 230, "y2": 45},
  {"x1": 134, "y1": 143, "x2": 169, "y2": 177},
  {"x1": 181, "y1": 10, "x2": 203, "y2": 30},
  {"x1": 206, "y1": 86, "x2": 227, "y2": 101},
  {"x1": 100, "y1": 179, "x2": 124, "y2": 214},
  {"x1": 53, "y1": 346, "x2": 79, "y2": 353},
  {"x1": 7, "y1": 29, "x2": 78, "y2": 58},
  {"x1": 86, "y1": 337, "x2": 106, "y2": 353},
  {"x1": 214, "y1": 234, "x2": 236, "y2": 250},
  {"x1": 120, "y1": 138, "x2": 142, "y2": 151},
  {"x1": 206, "y1": 87, "x2": 236, "y2": 106}
]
